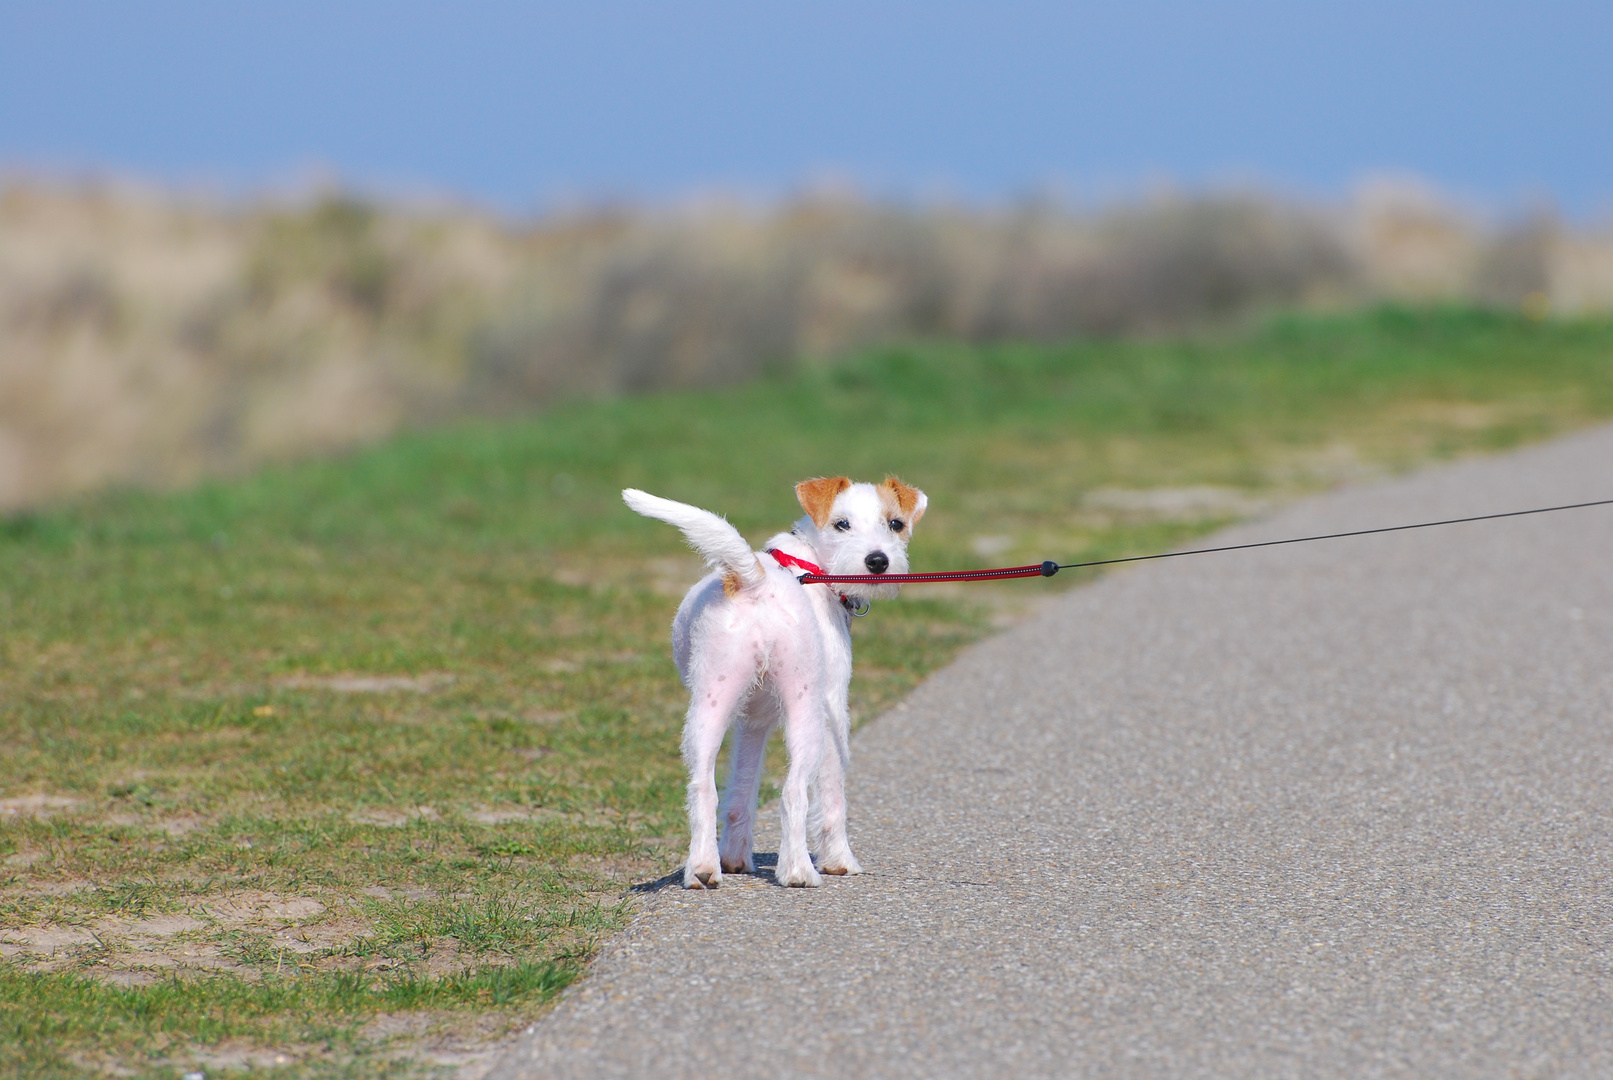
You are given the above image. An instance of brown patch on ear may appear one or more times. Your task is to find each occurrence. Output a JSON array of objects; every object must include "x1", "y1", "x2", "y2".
[
  {"x1": 883, "y1": 477, "x2": 926, "y2": 524},
  {"x1": 796, "y1": 477, "x2": 851, "y2": 528},
  {"x1": 875, "y1": 484, "x2": 902, "y2": 520}
]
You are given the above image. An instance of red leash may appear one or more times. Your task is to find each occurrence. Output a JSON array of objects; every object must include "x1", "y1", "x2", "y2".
[
  {"x1": 779, "y1": 497, "x2": 1613, "y2": 588},
  {"x1": 769, "y1": 548, "x2": 1057, "y2": 585},
  {"x1": 797, "y1": 561, "x2": 1060, "y2": 585}
]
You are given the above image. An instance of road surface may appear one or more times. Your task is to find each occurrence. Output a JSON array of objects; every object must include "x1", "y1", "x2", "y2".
[{"x1": 493, "y1": 425, "x2": 1613, "y2": 1079}]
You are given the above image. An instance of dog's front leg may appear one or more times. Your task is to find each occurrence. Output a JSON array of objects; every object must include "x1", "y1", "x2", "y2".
[{"x1": 681, "y1": 674, "x2": 749, "y2": 889}]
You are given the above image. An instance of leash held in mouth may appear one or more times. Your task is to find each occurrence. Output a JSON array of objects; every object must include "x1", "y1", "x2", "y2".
[{"x1": 794, "y1": 496, "x2": 1613, "y2": 587}]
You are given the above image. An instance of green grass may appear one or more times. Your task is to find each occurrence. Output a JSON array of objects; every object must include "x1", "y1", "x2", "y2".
[{"x1": 3, "y1": 306, "x2": 1613, "y2": 1076}]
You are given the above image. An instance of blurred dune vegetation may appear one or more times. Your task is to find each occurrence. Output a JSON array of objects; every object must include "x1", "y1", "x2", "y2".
[{"x1": 3, "y1": 177, "x2": 1612, "y2": 511}]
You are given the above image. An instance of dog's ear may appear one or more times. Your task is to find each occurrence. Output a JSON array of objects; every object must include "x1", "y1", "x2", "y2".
[
  {"x1": 796, "y1": 477, "x2": 851, "y2": 527},
  {"x1": 883, "y1": 477, "x2": 927, "y2": 526}
]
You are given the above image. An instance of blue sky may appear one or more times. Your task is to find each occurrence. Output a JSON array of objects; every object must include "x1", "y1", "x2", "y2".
[{"x1": 2, "y1": 2, "x2": 1609, "y2": 215}]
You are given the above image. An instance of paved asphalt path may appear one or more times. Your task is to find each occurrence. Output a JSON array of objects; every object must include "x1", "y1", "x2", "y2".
[{"x1": 493, "y1": 426, "x2": 1613, "y2": 1079}]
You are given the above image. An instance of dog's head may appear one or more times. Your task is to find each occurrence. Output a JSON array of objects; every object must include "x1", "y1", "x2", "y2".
[{"x1": 795, "y1": 476, "x2": 927, "y2": 601}]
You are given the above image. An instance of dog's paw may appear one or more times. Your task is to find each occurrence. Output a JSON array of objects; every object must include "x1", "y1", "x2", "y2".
[
  {"x1": 683, "y1": 862, "x2": 722, "y2": 890},
  {"x1": 718, "y1": 833, "x2": 754, "y2": 874},
  {"x1": 776, "y1": 860, "x2": 822, "y2": 888},
  {"x1": 816, "y1": 843, "x2": 863, "y2": 876},
  {"x1": 818, "y1": 856, "x2": 863, "y2": 876}
]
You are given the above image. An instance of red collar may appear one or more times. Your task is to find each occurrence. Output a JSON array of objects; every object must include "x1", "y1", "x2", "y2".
[
  {"x1": 766, "y1": 549, "x2": 868, "y2": 616},
  {"x1": 766, "y1": 548, "x2": 825, "y2": 577}
]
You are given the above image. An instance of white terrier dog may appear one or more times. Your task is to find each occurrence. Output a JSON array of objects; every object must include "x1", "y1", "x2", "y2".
[{"x1": 622, "y1": 477, "x2": 926, "y2": 888}]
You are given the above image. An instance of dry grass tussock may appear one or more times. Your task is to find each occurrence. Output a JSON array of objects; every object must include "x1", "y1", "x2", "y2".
[{"x1": 3, "y1": 177, "x2": 1612, "y2": 510}]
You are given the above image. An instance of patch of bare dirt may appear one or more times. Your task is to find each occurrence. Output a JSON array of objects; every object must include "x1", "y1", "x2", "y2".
[
  {"x1": 103, "y1": 811, "x2": 209, "y2": 835},
  {"x1": 520, "y1": 709, "x2": 568, "y2": 724},
  {"x1": 97, "y1": 943, "x2": 242, "y2": 978},
  {"x1": 199, "y1": 890, "x2": 362, "y2": 958},
  {"x1": 113, "y1": 913, "x2": 206, "y2": 937},
  {"x1": 268, "y1": 918, "x2": 365, "y2": 957},
  {"x1": 541, "y1": 651, "x2": 643, "y2": 674},
  {"x1": 1389, "y1": 400, "x2": 1508, "y2": 429},
  {"x1": 179, "y1": 1040, "x2": 325, "y2": 1075},
  {"x1": 0, "y1": 889, "x2": 362, "y2": 979},
  {"x1": 2, "y1": 875, "x2": 94, "y2": 895},
  {"x1": 0, "y1": 793, "x2": 81, "y2": 817},
  {"x1": 348, "y1": 805, "x2": 441, "y2": 826},
  {"x1": 1, "y1": 911, "x2": 225, "y2": 976},
  {"x1": 468, "y1": 806, "x2": 565, "y2": 825},
  {"x1": 359, "y1": 1011, "x2": 536, "y2": 1079},
  {"x1": 357, "y1": 884, "x2": 435, "y2": 902},
  {"x1": 172, "y1": 1013, "x2": 535, "y2": 1079},
  {"x1": 274, "y1": 672, "x2": 457, "y2": 694},
  {"x1": 0, "y1": 924, "x2": 100, "y2": 958},
  {"x1": 200, "y1": 891, "x2": 327, "y2": 923}
]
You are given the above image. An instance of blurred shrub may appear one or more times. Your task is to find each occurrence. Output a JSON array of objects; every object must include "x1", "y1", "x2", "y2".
[{"x1": 1, "y1": 178, "x2": 1610, "y2": 509}]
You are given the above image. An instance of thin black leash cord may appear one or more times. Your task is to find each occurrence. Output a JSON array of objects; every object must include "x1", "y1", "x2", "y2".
[{"x1": 796, "y1": 496, "x2": 1613, "y2": 586}]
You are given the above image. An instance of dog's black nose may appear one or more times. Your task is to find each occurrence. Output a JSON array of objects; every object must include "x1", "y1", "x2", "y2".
[{"x1": 864, "y1": 551, "x2": 889, "y2": 574}]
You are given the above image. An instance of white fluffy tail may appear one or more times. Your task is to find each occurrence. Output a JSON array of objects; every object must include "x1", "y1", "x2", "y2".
[{"x1": 622, "y1": 489, "x2": 767, "y2": 589}]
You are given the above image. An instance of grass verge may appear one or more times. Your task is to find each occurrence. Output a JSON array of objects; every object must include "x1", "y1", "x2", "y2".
[{"x1": 3, "y1": 306, "x2": 1612, "y2": 1076}]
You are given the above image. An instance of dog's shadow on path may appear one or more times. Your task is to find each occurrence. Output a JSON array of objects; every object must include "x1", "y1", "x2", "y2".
[{"x1": 631, "y1": 852, "x2": 782, "y2": 893}]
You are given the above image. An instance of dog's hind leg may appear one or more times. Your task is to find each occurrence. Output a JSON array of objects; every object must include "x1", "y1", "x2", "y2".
[
  {"x1": 813, "y1": 695, "x2": 863, "y2": 876},
  {"x1": 681, "y1": 672, "x2": 751, "y2": 890},
  {"x1": 719, "y1": 694, "x2": 776, "y2": 874},
  {"x1": 773, "y1": 667, "x2": 826, "y2": 889}
]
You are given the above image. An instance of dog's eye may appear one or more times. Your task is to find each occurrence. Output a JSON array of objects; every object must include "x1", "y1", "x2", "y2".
[
  {"x1": 889, "y1": 519, "x2": 905, "y2": 532},
  {"x1": 833, "y1": 519, "x2": 851, "y2": 532}
]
